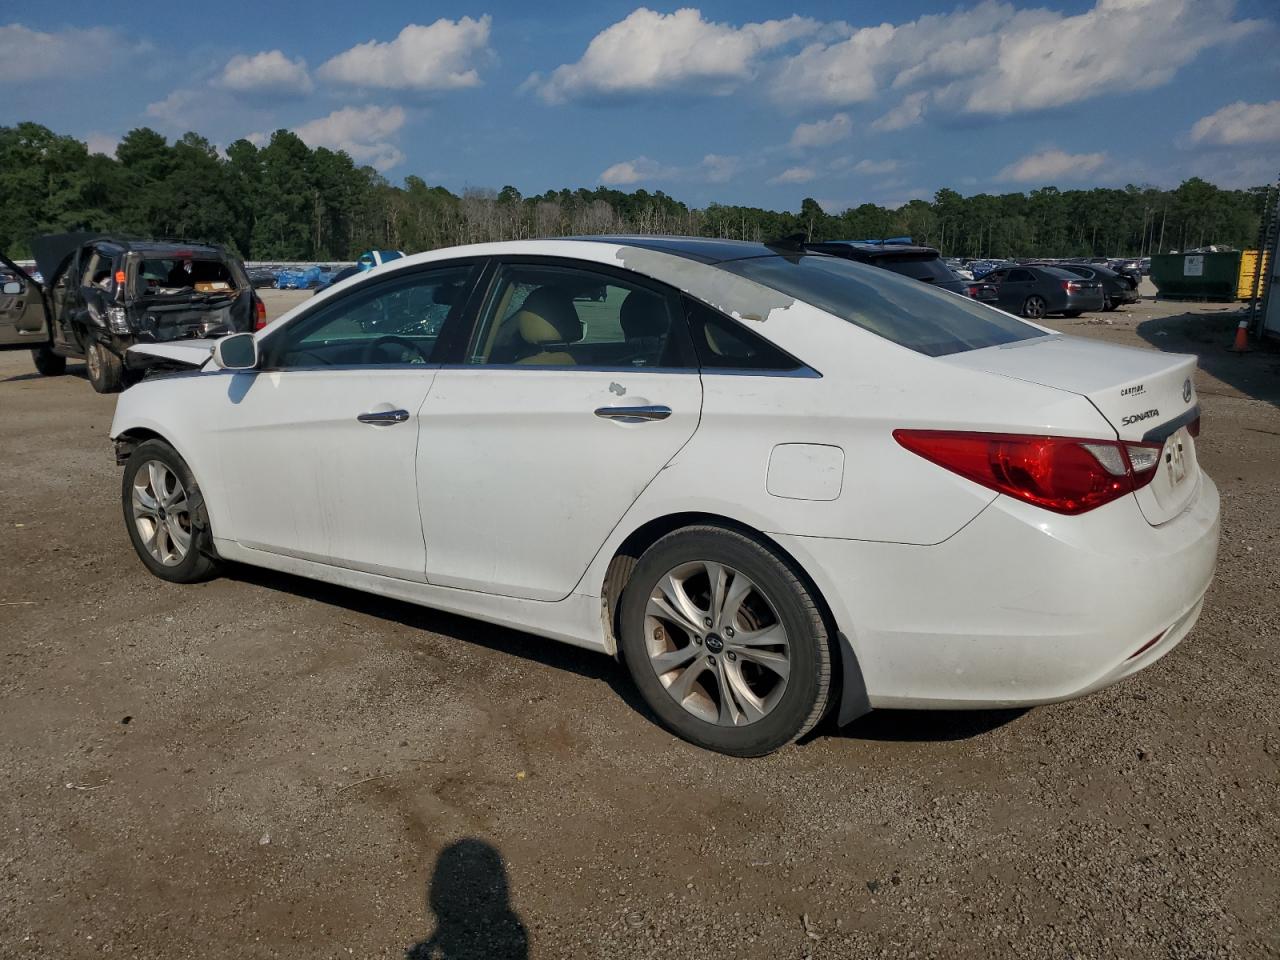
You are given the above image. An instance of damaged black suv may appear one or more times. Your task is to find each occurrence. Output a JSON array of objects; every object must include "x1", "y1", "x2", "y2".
[{"x1": 0, "y1": 234, "x2": 263, "y2": 392}]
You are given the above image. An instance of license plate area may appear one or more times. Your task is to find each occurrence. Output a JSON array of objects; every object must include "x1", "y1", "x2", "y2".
[
  {"x1": 1164, "y1": 428, "x2": 1189, "y2": 487},
  {"x1": 1135, "y1": 425, "x2": 1198, "y2": 525}
]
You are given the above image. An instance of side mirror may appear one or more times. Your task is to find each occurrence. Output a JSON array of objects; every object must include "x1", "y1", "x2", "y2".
[
  {"x1": 213, "y1": 332, "x2": 259, "y2": 370},
  {"x1": 1, "y1": 281, "x2": 21, "y2": 295}
]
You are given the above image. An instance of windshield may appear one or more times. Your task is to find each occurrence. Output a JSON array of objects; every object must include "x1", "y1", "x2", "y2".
[{"x1": 720, "y1": 254, "x2": 1047, "y2": 357}]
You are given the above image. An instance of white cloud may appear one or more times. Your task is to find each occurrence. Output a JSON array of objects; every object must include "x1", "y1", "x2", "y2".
[
  {"x1": 701, "y1": 154, "x2": 741, "y2": 183},
  {"x1": 771, "y1": 166, "x2": 816, "y2": 184},
  {"x1": 533, "y1": 8, "x2": 820, "y2": 103},
  {"x1": 998, "y1": 148, "x2": 1108, "y2": 182},
  {"x1": 145, "y1": 89, "x2": 201, "y2": 127},
  {"x1": 318, "y1": 16, "x2": 493, "y2": 91},
  {"x1": 790, "y1": 113, "x2": 852, "y2": 149},
  {"x1": 598, "y1": 156, "x2": 679, "y2": 185},
  {"x1": 853, "y1": 158, "x2": 898, "y2": 175},
  {"x1": 0, "y1": 24, "x2": 139, "y2": 82},
  {"x1": 773, "y1": 0, "x2": 1259, "y2": 116},
  {"x1": 872, "y1": 91, "x2": 929, "y2": 131},
  {"x1": 293, "y1": 105, "x2": 407, "y2": 169},
  {"x1": 83, "y1": 133, "x2": 119, "y2": 157},
  {"x1": 598, "y1": 153, "x2": 746, "y2": 186},
  {"x1": 219, "y1": 50, "x2": 312, "y2": 95},
  {"x1": 1190, "y1": 100, "x2": 1280, "y2": 146}
]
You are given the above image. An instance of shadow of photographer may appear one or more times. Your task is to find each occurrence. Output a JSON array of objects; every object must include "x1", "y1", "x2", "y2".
[{"x1": 407, "y1": 838, "x2": 528, "y2": 960}]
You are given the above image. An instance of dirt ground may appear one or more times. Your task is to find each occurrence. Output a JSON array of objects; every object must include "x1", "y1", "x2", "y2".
[{"x1": 1, "y1": 291, "x2": 1277, "y2": 959}]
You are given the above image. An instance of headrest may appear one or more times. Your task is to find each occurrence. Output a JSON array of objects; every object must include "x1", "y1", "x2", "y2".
[
  {"x1": 432, "y1": 282, "x2": 461, "y2": 305},
  {"x1": 619, "y1": 290, "x2": 667, "y2": 339},
  {"x1": 516, "y1": 287, "x2": 583, "y2": 346}
]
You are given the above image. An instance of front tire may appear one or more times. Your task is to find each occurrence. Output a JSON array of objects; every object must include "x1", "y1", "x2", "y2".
[
  {"x1": 31, "y1": 345, "x2": 67, "y2": 376},
  {"x1": 121, "y1": 439, "x2": 220, "y2": 583},
  {"x1": 618, "y1": 525, "x2": 834, "y2": 757},
  {"x1": 86, "y1": 341, "x2": 123, "y2": 393}
]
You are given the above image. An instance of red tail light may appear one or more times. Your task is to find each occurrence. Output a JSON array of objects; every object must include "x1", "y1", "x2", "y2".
[
  {"x1": 1063, "y1": 280, "x2": 1081, "y2": 293},
  {"x1": 253, "y1": 296, "x2": 267, "y2": 331},
  {"x1": 966, "y1": 284, "x2": 980, "y2": 297},
  {"x1": 893, "y1": 430, "x2": 1164, "y2": 515}
]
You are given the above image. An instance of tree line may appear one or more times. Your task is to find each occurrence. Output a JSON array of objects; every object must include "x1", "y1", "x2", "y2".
[{"x1": 0, "y1": 122, "x2": 1270, "y2": 263}]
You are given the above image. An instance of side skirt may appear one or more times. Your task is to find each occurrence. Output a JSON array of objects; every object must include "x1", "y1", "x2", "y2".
[{"x1": 213, "y1": 538, "x2": 611, "y2": 654}]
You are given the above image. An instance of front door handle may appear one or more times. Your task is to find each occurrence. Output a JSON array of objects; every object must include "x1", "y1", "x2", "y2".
[
  {"x1": 357, "y1": 409, "x2": 410, "y2": 425},
  {"x1": 594, "y1": 405, "x2": 672, "y2": 423}
]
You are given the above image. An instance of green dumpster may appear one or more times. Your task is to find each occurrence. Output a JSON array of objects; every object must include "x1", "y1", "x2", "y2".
[{"x1": 1150, "y1": 251, "x2": 1241, "y2": 300}]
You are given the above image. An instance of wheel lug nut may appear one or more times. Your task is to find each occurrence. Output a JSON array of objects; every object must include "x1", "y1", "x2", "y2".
[
  {"x1": 703, "y1": 617, "x2": 713, "y2": 627},
  {"x1": 707, "y1": 655, "x2": 716, "y2": 666},
  {"x1": 727, "y1": 651, "x2": 737, "y2": 662},
  {"x1": 694, "y1": 637, "x2": 702, "y2": 645},
  {"x1": 724, "y1": 626, "x2": 735, "y2": 638}
]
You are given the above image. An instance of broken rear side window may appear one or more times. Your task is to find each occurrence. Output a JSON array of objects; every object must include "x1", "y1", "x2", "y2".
[
  {"x1": 719, "y1": 254, "x2": 1046, "y2": 357},
  {"x1": 136, "y1": 258, "x2": 238, "y2": 298}
]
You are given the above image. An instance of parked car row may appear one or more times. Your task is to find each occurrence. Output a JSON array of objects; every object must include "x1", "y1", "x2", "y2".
[
  {"x1": 827, "y1": 241, "x2": 1147, "y2": 319},
  {"x1": 248, "y1": 251, "x2": 405, "y2": 290}
]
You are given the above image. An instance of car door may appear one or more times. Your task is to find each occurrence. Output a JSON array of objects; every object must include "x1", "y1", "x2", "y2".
[
  {"x1": 995, "y1": 268, "x2": 1034, "y2": 310},
  {"x1": 0, "y1": 253, "x2": 50, "y2": 350},
  {"x1": 417, "y1": 257, "x2": 703, "y2": 601},
  {"x1": 214, "y1": 261, "x2": 480, "y2": 582}
]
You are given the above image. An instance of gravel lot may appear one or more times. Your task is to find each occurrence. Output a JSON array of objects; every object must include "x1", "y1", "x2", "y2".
[{"x1": 1, "y1": 291, "x2": 1277, "y2": 959}]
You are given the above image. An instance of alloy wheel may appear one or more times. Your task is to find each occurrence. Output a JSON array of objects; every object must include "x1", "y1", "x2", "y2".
[
  {"x1": 131, "y1": 460, "x2": 193, "y2": 566},
  {"x1": 1023, "y1": 296, "x2": 1046, "y2": 319},
  {"x1": 86, "y1": 344, "x2": 101, "y2": 381},
  {"x1": 644, "y1": 560, "x2": 791, "y2": 726}
]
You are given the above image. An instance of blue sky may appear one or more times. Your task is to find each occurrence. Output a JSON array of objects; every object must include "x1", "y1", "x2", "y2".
[{"x1": 3, "y1": 0, "x2": 1278, "y2": 210}]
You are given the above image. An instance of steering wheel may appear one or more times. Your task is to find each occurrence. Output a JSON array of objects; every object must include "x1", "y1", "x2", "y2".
[{"x1": 360, "y1": 335, "x2": 432, "y2": 365}]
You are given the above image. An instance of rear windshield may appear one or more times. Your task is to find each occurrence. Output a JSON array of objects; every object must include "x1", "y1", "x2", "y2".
[
  {"x1": 878, "y1": 255, "x2": 957, "y2": 284},
  {"x1": 720, "y1": 254, "x2": 1046, "y2": 357}
]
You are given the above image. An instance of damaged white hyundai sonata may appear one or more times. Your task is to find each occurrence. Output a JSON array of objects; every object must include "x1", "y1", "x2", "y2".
[{"x1": 108, "y1": 237, "x2": 1219, "y2": 756}]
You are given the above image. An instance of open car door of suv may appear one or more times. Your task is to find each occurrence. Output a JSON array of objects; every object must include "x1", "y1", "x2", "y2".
[{"x1": 0, "y1": 252, "x2": 50, "y2": 351}]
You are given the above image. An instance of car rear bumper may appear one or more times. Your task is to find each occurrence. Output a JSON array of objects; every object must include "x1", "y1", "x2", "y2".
[
  {"x1": 773, "y1": 472, "x2": 1220, "y2": 709},
  {"x1": 1062, "y1": 291, "x2": 1106, "y2": 312}
]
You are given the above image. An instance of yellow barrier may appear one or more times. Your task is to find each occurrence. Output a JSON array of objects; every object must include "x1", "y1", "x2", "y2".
[{"x1": 1238, "y1": 249, "x2": 1270, "y2": 300}]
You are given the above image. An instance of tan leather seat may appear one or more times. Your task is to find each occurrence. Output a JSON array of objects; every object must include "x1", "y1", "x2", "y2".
[{"x1": 512, "y1": 287, "x2": 583, "y2": 365}]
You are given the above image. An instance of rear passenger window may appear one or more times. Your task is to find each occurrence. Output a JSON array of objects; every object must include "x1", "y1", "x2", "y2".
[
  {"x1": 466, "y1": 263, "x2": 691, "y2": 369},
  {"x1": 684, "y1": 299, "x2": 802, "y2": 372},
  {"x1": 1007, "y1": 269, "x2": 1033, "y2": 282}
]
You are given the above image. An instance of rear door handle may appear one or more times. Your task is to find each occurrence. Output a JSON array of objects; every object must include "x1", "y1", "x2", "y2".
[
  {"x1": 357, "y1": 409, "x2": 410, "y2": 425},
  {"x1": 594, "y1": 405, "x2": 672, "y2": 423}
]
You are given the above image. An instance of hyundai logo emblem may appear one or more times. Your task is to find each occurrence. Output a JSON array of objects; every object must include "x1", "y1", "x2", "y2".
[{"x1": 1182, "y1": 378, "x2": 1193, "y2": 404}]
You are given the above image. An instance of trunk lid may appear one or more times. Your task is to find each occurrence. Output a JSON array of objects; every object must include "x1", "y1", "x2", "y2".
[{"x1": 943, "y1": 334, "x2": 1201, "y2": 525}]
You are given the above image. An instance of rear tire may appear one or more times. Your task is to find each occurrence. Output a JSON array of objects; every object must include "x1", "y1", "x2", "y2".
[
  {"x1": 1021, "y1": 295, "x2": 1047, "y2": 320},
  {"x1": 618, "y1": 525, "x2": 834, "y2": 757},
  {"x1": 121, "y1": 439, "x2": 220, "y2": 583},
  {"x1": 86, "y1": 341, "x2": 123, "y2": 393},
  {"x1": 31, "y1": 345, "x2": 67, "y2": 376}
]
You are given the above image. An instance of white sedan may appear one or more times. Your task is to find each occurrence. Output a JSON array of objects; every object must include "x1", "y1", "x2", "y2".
[{"x1": 104, "y1": 237, "x2": 1219, "y2": 756}]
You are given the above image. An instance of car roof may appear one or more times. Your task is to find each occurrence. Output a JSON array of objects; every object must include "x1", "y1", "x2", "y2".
[{"x1": 580, "y1": 235, "x2": 782, "y2": 264}]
